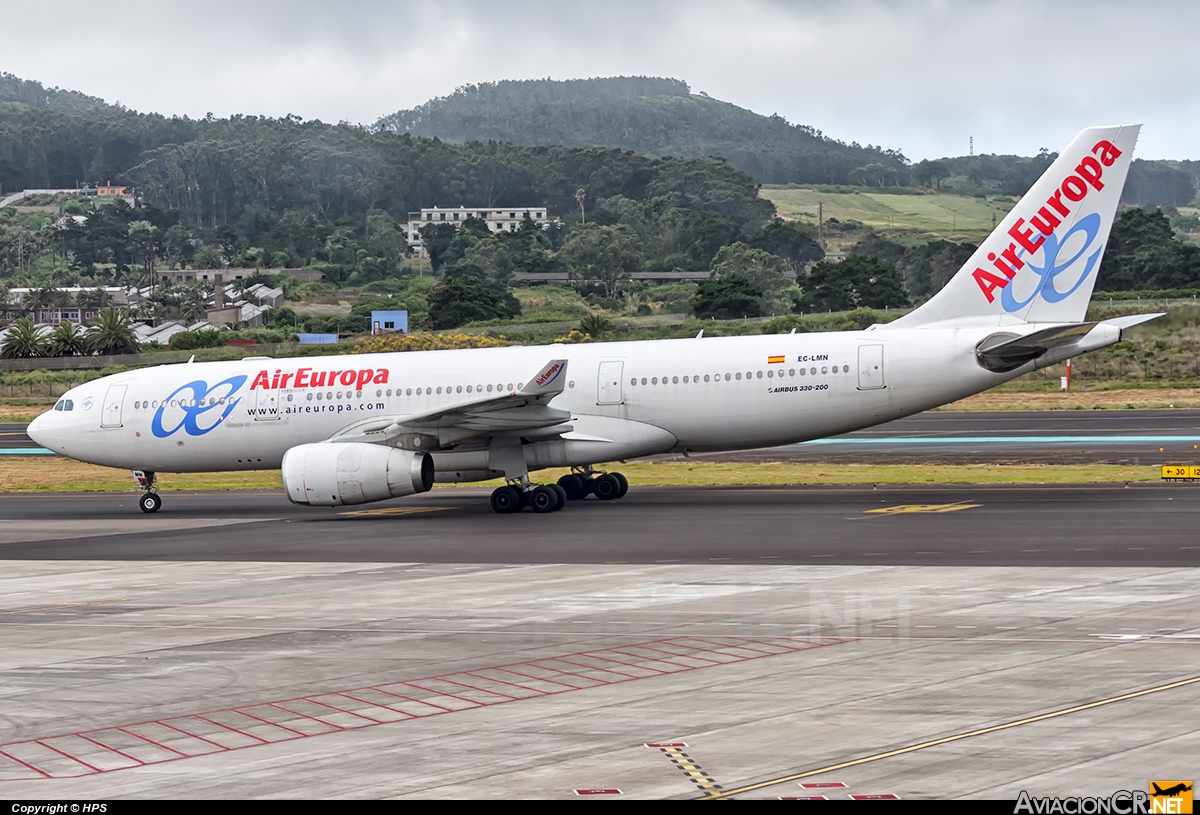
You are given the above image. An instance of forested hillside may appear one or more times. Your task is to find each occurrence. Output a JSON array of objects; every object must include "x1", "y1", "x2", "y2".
[{"x1": 373, "y1": 76, "x2": 910, "y2": 187}]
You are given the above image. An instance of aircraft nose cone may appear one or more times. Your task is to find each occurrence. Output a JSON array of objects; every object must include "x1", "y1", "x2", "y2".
[{"x1": 27, "y1": 412, "x2": 51, "y2": 449}]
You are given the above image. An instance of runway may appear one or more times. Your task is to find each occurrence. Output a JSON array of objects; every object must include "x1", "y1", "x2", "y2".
[
  {"x1": 0, "y1": 484, "x2": 1197, "y2": 567},
  {"x1": 1, "y1": 413, "x2": 1199, "y2": 799}
]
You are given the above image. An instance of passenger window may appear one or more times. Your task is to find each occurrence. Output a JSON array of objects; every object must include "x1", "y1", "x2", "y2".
[
  {"x1": 630, "y1": 378, "x2": 637, "y2": 386},
  {"x1": 682, "y1": 376, "x2": 689, "y2": 384},
  {"x1": 756, "y1": 371, "x2": 763, "y2": 379},
  {"x1": 724, "y1": 373, "x2": 731, "y2": 381},
  {"x1": 672, "y1": 376, "x2": 678, "y2": 384},
  {"x1": 822, "y1": 367, "x2": 828, "y2": 374},
  {"x1": 652, "y1": 377, "x2": 658, "y2": 385},
  {"x1": 287, "y1": 394, "x2": 294, "y2": 402},
  {"x1": 436, "y1": 387, "x2": 443, "y2": 394},
  {"x1": 457, "y1": 386, "x2": 463, "y2": 393},
  {"x1": 641, "y1": 377, "x2": 648, "y2": 385},
  {"x1": 466, "y1": 386, "x2": 472, "y2": 393},
  {"x1": 810, "y1": 367, "x2": 817, "y2": 375},
  {"x1": 735, "y1": 373, "x2": 742, "y2": 380},
  {"x1": 507, "y1": 383, "x2": 514, "y2": 391},
  {"x1": 307, "y1": 393, "x2": 313, "y2": 401},
  {"x1": 843, "y1": 364, "x2": 850, "y2": 373},
  {"x1": 767, "y1": 370, "x2": 773, "y2": 378},
  {"x1": 704, "y1": 375, "x2": 710, "y2": 382},
  {"x1": 789, "y1": 368, "x2": 795, "y2": 377}
]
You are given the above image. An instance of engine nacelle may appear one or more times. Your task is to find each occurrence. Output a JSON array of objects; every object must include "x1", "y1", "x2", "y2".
[{"x1": 281, "y1": 443, "x2": 433, "y2": 506}]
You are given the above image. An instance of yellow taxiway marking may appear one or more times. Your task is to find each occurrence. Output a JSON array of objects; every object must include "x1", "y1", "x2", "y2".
[
  {"x1": 699, "y1": 674, "x2": 1200, "y2": 800},
  {"x1": 338, "y1": 506, "x2": 453, "y2": 518},
  {"x1": 865, "y1": 502, "x2": 980, "y2": 515},
  {"x1": 0, "y1": 599, "x2": 126, "y2": 616}
]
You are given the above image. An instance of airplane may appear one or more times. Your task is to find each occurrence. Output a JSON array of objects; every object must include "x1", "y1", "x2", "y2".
[
  {"x1": 29, "y1": 124, "x2": 1161, "y2": 515},
  {"x1": 1151, "y1": 783, "x2": 1192, "y2": 798}
]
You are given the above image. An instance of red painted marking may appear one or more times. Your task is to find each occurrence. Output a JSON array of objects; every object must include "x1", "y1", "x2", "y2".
[
  {"x1": 0, "y1": 748, "x2": 52, "y2": 778},
  {"x1": 74, "y1": 733, "x2": 146, "y2": 766},
  {"x1": 801, "y1": 782, "x2": 848, "y2": 789},
  {"x1": 0, "y1": 636, "x2": 847, "y2": 780},
  {"x1": 849, "y1": 794, "x2": 901, "y2": 800},
  {"x1": 193, "y1": 714, "x2": 269, "y2": 744},
  {"x1": 154, "y1": 720, "x2": 228, "y2": 752},
  {"x1": 227, "y1": 708, "x2": 309, "y2": 738},
  {"x1": 575, "y1": 788, "x2": 622, "y2": 796},
  {"x1": 645, "y1": 742, "x2": 688, "y2": 748},
  {"x1": 115, "y1": 727, "x2": 189, "y2": 758},
  {"x1": 781, "y1": 795, "x2": 830, "y2": 800}
]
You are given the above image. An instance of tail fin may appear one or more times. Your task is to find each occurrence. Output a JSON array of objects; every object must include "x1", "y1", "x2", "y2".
[{"x1": 888, "y1": 124, "x2": 1140, "y2": 328}]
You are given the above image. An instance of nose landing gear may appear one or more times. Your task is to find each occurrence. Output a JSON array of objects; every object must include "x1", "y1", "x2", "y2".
[{"x1": 132, "y1": 470, "x2": 161, "y2": 513}]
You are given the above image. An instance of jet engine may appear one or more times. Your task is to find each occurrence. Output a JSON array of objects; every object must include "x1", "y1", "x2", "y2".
[{"x1": 281, "y1": 443, "x2": 433, "y2": 506}]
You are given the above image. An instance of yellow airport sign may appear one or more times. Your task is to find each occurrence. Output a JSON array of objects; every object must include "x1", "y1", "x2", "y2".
[{"x1": 1161, "y1": 466, "x2": 1200, "y2": 480}]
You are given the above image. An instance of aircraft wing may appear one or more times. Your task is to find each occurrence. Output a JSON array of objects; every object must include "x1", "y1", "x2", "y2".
[{"x1": 329, "y1": 359, "x2": 572, "y2": 449}]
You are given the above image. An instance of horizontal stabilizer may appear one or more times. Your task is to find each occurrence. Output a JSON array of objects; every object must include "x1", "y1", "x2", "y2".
[{"x1": 977, "y1": 312, "x2": 1163, "y2": 372}]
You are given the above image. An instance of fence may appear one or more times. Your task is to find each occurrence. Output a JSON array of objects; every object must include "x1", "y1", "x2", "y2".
[{"x1": 0, "y1": 343, "x2": 296, "y2": 373}]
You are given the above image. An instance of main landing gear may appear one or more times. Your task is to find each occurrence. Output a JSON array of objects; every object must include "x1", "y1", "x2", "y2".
[
  {"x1": 132, "y1": 470, "x2": 161, "y2": 513},
  {"x1": 488, "y1": 467, "x2": 629, "y2": 514}
]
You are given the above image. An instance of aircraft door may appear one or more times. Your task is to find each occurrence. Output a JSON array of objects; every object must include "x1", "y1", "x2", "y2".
[
  {"x1": 857, "y1": 344, "x2": 885, "y2": 390},
  {"x1": 597, "y1": 360, "x2": 624, "y2": 405},
  {"x1": 252, "y1": 385, "x2": 282, "y2": 421},
  {"x1": 101, "y1": 384, "x2": 127, "y2": 427}
]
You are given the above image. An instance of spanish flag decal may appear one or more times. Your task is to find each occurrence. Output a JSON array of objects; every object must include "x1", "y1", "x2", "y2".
[{"x1": 767, "y1": 355, "x2": 785, "y2": 364}]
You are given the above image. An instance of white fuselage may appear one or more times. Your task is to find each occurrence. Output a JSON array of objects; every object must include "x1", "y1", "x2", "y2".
[{"x1": 28, "y1": 324, "x2": 1026, "y2": 479}]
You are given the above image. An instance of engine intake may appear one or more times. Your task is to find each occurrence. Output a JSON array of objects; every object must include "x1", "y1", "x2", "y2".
[{"x1": 282, "y1": 443, "x2": 433, "y2": 506}]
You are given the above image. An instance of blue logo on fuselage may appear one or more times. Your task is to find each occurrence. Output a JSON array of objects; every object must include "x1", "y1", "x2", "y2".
[
  {"x1": 150, "y1": 376, "x2": 247, "y2": 438},
  {"x1": 1001, "y1": 213, "x2": 1103, "y2": 313}
]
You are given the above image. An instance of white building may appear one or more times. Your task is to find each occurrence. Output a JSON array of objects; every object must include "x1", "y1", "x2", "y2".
[{"x1": 406, "y1": 206, "x2": 551, "y2": 256}]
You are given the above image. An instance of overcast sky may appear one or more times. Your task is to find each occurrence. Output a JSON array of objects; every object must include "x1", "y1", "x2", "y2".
[{"x1": 3, "y1": 0, "x2": 1197, "y2": 161}]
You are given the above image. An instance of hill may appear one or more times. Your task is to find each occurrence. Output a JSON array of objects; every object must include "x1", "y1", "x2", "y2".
[{"x1": 373, "y1": 76, "x2": 910, "y2": 187}]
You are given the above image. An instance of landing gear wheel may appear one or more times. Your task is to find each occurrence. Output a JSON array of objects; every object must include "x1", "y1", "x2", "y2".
[
  {"x1": 550, "y1": 483, "x2": 568, "y2": 510},
  {"x1": 530, "y1": 485, "x2": 559, "y2": 513},
  {"x1": 557, "y1": 473, "x2": 588, "y2": 500},
  {"x1": 612, "y1": 472, "x2": 629, "y2": 498},
  {"x1": 139, "y1": 492, "x2": 162, "y2": 514},
  {"x1": 490, "y1": 485, "x2": 522, "y2": 514},
  {"x1": 593, "y1": 473, "x2": 622, "y2": 501}
]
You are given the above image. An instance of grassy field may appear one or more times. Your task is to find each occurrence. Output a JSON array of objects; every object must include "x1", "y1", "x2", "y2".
[
  {"x1": 0, "y1": 457, "x2": 1164, "y2": 494},
  {"x1": 760, "y1": 186, "x2": 1015, "y2": 247}
]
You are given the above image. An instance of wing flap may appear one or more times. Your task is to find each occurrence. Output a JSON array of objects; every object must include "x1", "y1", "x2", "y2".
[{"x1": 330, "y1": 359, "x2": 571, "y2": 448}]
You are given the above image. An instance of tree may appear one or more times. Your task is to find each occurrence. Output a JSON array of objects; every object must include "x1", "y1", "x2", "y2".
[
  {"x1": 912, "y1": 159, "x2": 950, "y2": 190},
  {"x1": 800, "y1": 255, "x2": 910, "y2": 312},
  {"x1": 558, "y1": 223, "x2": 644, "y2": 299},
  {"x1": 425, "y1": 273, "x2": 520, "y2": 329},
  {"x1": 86, "y1": 306, "x2": 139, "y2": 355},
  {"x1": 418, "y1": 222, "x2": 459, "y2": 271},
  {"x1": 691, "y1": 273, "x2": 763, "y2": 320},
  {"x1": 709, "y1": 242, "x2": 793, "y2": 314},
  {"x1": 749, "y1": 218, "x2": 824, "y2": 271},
  {"x1": 575, "y1": 188, "x2": 587, "y2": 223},
  {"x1": 0, "y1": 317, "x2": 48, "y2": 358},
  {"x1": 578, "y1": 311, "x2": 613, "y2": 340},
  {"x1": 192, "y1": 245, "x2": 222, "y2": 269},
  {"x1": 48, "y1": 320, "x2": 87, "y2": 356}
]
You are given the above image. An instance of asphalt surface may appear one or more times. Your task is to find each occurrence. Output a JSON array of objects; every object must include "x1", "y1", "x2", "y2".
[{"x1": 1, "y1": 483, "x2": 1197, "y2": 567}]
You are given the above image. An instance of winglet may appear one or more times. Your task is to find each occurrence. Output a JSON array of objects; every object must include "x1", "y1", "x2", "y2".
[{"x1": 519, "y1": 359, "x2": 568, "y2": 396}]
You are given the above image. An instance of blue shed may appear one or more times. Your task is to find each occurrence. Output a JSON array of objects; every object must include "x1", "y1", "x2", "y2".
[{"x1": 371, "y1": 310, "x2": 408, "y2": 335}]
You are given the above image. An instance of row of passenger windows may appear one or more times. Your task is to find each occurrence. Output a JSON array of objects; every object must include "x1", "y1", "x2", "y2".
[
  {"x1": 632, "y1": 365, "x2": 850, "y2": 386},
  {"x1": 132, "y1": 384, "x2": 528, "y2": 411}
]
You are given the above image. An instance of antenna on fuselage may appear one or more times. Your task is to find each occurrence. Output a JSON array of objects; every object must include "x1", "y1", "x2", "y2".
[
  {"x1": 187, "y1": 354, "x2": 195, "y2": 364},
  {"x1": 695, "y1": 330, "x2": 704, "y2": 338}
]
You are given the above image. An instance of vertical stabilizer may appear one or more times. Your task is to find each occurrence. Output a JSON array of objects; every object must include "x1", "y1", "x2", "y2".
[{"x1": 887, "y1": 124, "x2": 1139, "y2": 328}]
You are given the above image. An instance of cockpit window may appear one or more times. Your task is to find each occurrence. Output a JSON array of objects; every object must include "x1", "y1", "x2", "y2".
[
  {"x1": 53, "y1": 399, "x2": 74, "y2": 412},
  {"x1": 54, "y1": 401, "x2": 64, "y2": 411}
]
